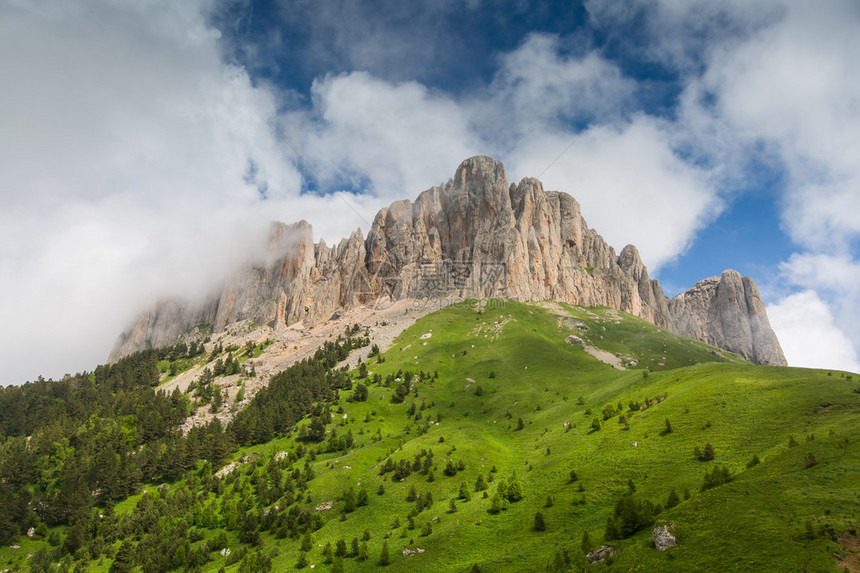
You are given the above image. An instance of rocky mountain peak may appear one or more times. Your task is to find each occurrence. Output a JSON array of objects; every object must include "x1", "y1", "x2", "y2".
[
  {"x1": 110, "y1": 156, "x2": 787, "y2": 366},
  {"x1": 668, "y1": 269, "x2": 786, "y2": 366},
  {"x1": 452, "y1": 155, "x2": 507, "y2": 194}
]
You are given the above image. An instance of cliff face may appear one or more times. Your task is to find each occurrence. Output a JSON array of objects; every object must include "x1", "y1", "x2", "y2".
[
  {"x1": 668, "y1": 270, "x2": 787, "y2": 366},
  {"x1": 110, "y1": 156, "x2": 787, "y2": 366}
]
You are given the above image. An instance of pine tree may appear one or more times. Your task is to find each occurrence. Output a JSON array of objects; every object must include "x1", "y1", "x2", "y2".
[
  {"x1": 295, "y1": 551, "x2": 308, "y2": 569},
  {"x1": 211, "y1": 387, "x2": 223, "y2": 413},
  {"x1": 60, "y1": 512, "x2": 83, "y2": 548},
  {"x1": 379, "y1": 541, "x2": 390, "y2": 566},
  {"x1": 700, "y1": 465, "x2": 732, "y2": 492},
  {"x1": 516, "y1": 417, "x2": 525, "y2": 430},
  {"x1": 552, "y1": 548, "x2": 571, "y2": 572},
  {"x1": 110, "y1": 539, "x2": 136, "y2": 573},
  {"x1": 581, "y1": 530, "x2": 592, "y2": 554},
  {"x1": 344, "y1": 487, "x2": 356, "y2": 513},
  {"x1": 665, "y1": 489, "x2": 680, "y2": 509},
  {"x1": 475, "y1": 473, "x2": 488, "y2": 492},
  {"x1": 488, "y1": 492, "x2": 504, "y2": 514},
  {"x1": 506, "y1": 472, "x2": 524, "y2": 502},
  {"x1": 495, "y1": 478, "x2": 509, "y2": 500},
  {"x1": 533, "y1": 511, "x2": 547, "y2": 531},
  {"x1": 459, "y1": 481, "x2": 472, "y2": 501},
  {"x1": 357, "y1": 488, "x2": 369, "y2": 507},
  {"x1": 301, "y1": 531, "x2": 312, "y2": 552},
  {"x1": 664, "y1": 418, "x2": 672, "y2": 434}
]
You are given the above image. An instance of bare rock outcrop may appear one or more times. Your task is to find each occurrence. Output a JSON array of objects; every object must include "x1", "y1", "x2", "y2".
[
  {"x1": 110, "y1": 156, "x2": 786, "y2": 366},
  {"x1": 587, "y1": 545, "x2": 617, "y2": 564},
  {"x1": 652, "y1": 523, "x2": 678, "y2": 550},
  {"x1": 669, "y1": 270, "x2": 787, "y2": 366}
]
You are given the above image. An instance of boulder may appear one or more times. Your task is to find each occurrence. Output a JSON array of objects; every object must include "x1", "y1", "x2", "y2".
[
  {"x1": 587, "y1": 545, "x2": 617, "y2": 564},
  {"x1": 652, "y1": 523, "x2": 677, "y2": 550}
]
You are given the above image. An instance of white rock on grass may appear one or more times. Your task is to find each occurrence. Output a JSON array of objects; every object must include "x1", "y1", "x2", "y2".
[{"x1": 652, "y1": 523, "x2": 677, "y2": 550}]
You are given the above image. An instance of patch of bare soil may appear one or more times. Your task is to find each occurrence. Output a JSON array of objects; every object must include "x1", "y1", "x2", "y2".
[
  {"x1": 536, "y1": 301, "x2": 567, "y2": 315},
  {"x1": 582, "y1": 345, "x2": 627, "y2": 370},
  {"x1": 839, "y1": 534, "x2": 860, "y2": 573}
]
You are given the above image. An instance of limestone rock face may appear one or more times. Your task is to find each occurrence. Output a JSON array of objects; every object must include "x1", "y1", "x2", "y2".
[
  {"x1": 110, "y1": 156, "x2": 787, "y2": 366},
  {"x1": 668, "y1": 270, "x2": 787, "y2": 366},
  {"x1": 110, "y1": 299, "x2": 202, "y2": 360},
  {"x1": 652, "y1": 524, "x2": 677, "y2": 550}
]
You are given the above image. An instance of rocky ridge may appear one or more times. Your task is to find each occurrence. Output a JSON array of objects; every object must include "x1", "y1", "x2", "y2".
[{"x1": 110, "y1": 156, "x2": 787, "y2": 366}]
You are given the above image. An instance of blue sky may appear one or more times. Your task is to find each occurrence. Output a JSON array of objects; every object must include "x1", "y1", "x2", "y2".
[{"x1": 1, "y1": 0, "x2": 859, "y2": 384}]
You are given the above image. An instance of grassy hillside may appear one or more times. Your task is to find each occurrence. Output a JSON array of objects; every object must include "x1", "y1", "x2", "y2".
[{"x1": 1, "y1": 300, "x2": 857, "y2": 572}]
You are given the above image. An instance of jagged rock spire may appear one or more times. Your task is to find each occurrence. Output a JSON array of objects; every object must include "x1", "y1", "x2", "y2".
[{"x1": 110, "y1": 156, "x2": 786, "y2": 366}]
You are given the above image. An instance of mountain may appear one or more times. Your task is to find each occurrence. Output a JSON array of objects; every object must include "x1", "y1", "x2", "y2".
[{"x1": 110, "y1": 156, "x2": 786, "y2": 366}]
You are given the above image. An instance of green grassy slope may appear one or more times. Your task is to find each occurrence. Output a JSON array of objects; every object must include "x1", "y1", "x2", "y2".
[
  {"x1": 2, "y1": 301, "x2": 857, "y2": 572},
  {"x1": 240, "y1": 301, "x2": 859, "y2": 572}
]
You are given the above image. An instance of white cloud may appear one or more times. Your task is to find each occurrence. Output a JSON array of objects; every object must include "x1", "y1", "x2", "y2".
[
  {"x1": 286, "y1": 71, "x2": 482, "y2": 203},
  {"x1": 777, "y1": 253, "x2": 860, "y2": 350},
  {"x1": 585, "y1": 0, "x2": 781, "y2": 72},
  {"x1": 0, "y1": 0, "x2": 311, "y2": 384},
  {"x1": 768, "y1": 291, "x2": 860, "y2": 372},
  {"x1": 698, "y1": 0, "x2": 860, "y2": 251},
  {"x1": 780, "y1": 253, "x2": 860, "y2": 294},
  {"x1": 483, "y1": 33, "x2": 636, "y2": 129},
  {"x1": 268, "y1": 0, "x2": 482, "y2": 83}
]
